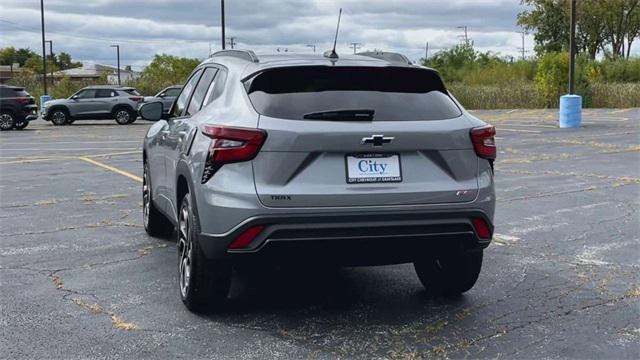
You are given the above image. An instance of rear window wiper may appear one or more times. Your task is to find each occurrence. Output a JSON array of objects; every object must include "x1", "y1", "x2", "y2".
[{"x1": 303, "y1": 109, "x2": 374, "y2": 121}]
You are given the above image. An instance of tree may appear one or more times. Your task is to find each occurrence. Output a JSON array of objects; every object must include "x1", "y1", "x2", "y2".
[
  {"x1": 0, "y1": 47, "x2": 39, "y2": 66},
  {"x1": 130, "y1": 54, "x2": 200, "y2": 95},
  {"x1": 518, "y1": 0, "x2": 570, "y2": 54},
  {"x1": 518, "y1": 0, "x2": 640, "y2": 59},
  {"x1": 56, "y1": 52, "x2": 82, "y2": 70}
]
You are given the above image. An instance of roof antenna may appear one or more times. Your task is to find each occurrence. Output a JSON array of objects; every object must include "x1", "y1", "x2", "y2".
[{"x1": 324, "y1": 8, "x2": 342, "y2": 59}]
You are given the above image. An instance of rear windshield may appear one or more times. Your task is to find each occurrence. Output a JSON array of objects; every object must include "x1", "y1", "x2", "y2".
[{"x1": 244, "y1": 66, "x2": 461, "y2": 121}]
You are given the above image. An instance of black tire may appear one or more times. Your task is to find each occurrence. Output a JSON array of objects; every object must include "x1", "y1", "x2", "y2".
[
  {"x1": 66, "y1": 118, "x2": 75, "y2": 125},
  {"x1": 0, "y1": 112, "x2": 15, "y2": 131},
  {"x1": 114, "y1": 107, "x2": 134, "y2": 125},
  {"x1": 143, "y1": 162, "x2": 174, "y2": 237},
  {"x1": 50, "y1": 108, "x2": 69, "y2": 126},
  {"x1": 414, "y1": 250, "x2": 483, "y2": 296},
  {"x1": 14, "y1": 120, "x2": 28, "y2": 130},
  {"x1": 178, "y1": 193, "x2": 232, "y2": 313}
]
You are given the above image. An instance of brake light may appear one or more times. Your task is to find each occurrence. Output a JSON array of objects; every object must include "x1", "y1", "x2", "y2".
[
  {"x1": 470, "y1": 125, "x2": 496, "y2": 160},
  {"x1": 471, "y1": 217, "x2": 492, "y2": 240},
  {"x1": 200, "y1": 125, "x2": 267, "y2": 183},
  {"x1": 228, "y1": 225, "x2": 265, "y2": 249},
  {"x1": 129, "y1": 96, "x2": 143, "y2": 102},
  {"x1": 16, "y1": 97, "x2": 31, "y2": 104}
]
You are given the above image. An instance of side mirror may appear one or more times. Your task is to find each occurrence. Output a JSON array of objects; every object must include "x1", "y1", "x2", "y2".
[
  {"x1": 158, "y1": 93, "x2": 165, "y2": 98},
  {"x1": 139, "y1": 102, "x2": 164, "y2": 121},
  {"x1": 71, "y1": 95, "x2": 79, "y2": 100}
]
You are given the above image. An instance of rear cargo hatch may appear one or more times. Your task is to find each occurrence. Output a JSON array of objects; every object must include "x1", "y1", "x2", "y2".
[{"x1": 245, "y1": 66, "x2": 478, "y2": 208}]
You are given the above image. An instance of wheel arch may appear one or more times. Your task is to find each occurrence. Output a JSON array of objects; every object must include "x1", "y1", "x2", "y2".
[{"x1": 176, "y1": 160, "x2": 201, "y2": 234}]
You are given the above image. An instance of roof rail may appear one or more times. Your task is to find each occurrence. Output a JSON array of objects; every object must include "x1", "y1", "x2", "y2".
[
  {"x1": 210, "y1": 50, "x2": 259, "y2": 63},
  {"x1": 356, "y1": 51, "x2": 412, "y2": 65}
]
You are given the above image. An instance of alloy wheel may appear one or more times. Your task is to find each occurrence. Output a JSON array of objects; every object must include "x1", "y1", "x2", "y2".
[
  {"x1": 52, "y1": 111, "x2": 66, "y2": 125},
  {"x1": 142, "y1": 167, "x2": 150, "y2": 229},
  {"x1": 0, "y1": 113, "x2": 14, "y2": 130},
  {"x1": 116, "y1": 110, "x2": 130, "y2": 123},
  {"x1": 178, "y1": 203, "x2": 192, "y2": 298}
]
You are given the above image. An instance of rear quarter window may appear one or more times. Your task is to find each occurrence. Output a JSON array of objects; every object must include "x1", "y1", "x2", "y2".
[{"x1": 244, "y1": 66, "x2": 461, "y2": 121}]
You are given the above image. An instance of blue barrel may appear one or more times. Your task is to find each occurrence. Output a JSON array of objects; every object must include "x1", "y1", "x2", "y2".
[
  {"x1": 559, "y1": 94, "x2": 582, "y2": 128},
  {"x1": 40, "y1": 95, "x2": 51, "y2": 108}
]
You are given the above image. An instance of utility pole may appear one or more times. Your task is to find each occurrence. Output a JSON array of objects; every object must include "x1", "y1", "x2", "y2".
[
  {"x1": 425, "y1": 41, "x2": 429, "y2": 59},
  {"x1": 349, "y1": 42, "x2": 362, "y2": 54},
  {"x1": 306, "y1": 44, "x2": 316, "y2": 53},
  {"x1": 457, "y1": 26, "x2": 468, "y2": 45},
  {"x1": 226, "y1": 36, "x2": 236, "y2": 49},
  {"x1": 569, "y1": 0, "x2": 577, "y2": 94},
  {"x1": 40, "y1": 0, "x2": 47, "y2": 95},
  {"x1": 517, "y1": 31, "x2": 528, "y2": 60},
  {"x1": 45, "y1": 40, "x2": 53, "y2": 84},
  {"x1": 111, "y1": 45, "x2": 120, "y2": 85},
  {"x1": 220, "y1": 0, "x2": 226, "y2": 50}
]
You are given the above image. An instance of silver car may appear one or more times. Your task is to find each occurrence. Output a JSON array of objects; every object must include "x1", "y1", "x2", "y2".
[
  {"x1": 41, "y1": 85, "x2": 143, "y2": 125},
  {"x1": 141, "y1": 85, "x2": 182, "y2": 115},
  {"x1": 139, "y1": 50, "x2": 496, "y2": 312}
]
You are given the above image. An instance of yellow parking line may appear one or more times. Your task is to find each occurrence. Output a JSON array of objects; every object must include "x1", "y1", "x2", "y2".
[
  {"x1": 87, "y1": 150, "x2": 141, "y2": 158},
  {"x1": 0, "y1": 157, "x2": 71, "y2": 165},
  {"x1": 78, "y1": 156, "x2": 143, "y2": 183}
]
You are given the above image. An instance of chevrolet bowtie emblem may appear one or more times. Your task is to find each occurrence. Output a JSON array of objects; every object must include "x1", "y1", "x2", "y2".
[{"x1": 361, "y1": 135, "x2": 394, "y2": 147}]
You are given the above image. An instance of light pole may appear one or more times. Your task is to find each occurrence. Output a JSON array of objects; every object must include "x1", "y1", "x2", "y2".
[
  {"x1": 45, "y1": 40, "x2": 53, "y2": 84},
  {"x1": 306, "y1": 44, "x2": 316, "y2": 53},
  {"x1": 569, "y1": 0, "x2": 576, "y2": 94},
  {"x1": 40, "y1": 0, "x2": 47, "y2": 95},
  {"x1": 111, "y1": 45, "x2": 120, "y2": 85},
  {"x1": 221, "y1": 0, "x2": 226, "y2": 50}
]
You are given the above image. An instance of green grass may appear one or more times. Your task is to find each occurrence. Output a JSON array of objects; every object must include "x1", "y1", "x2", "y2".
[{"x1": 449, "y1": 81, "x2": 639, "y2": 109}]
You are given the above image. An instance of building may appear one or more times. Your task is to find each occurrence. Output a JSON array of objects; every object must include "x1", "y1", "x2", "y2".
[
  {"x1": 53, "y1": 62, "x2": 139, "y2": 84},
  {"x1": 0, "y1": 63, "x2": 24, "y2": 84}
]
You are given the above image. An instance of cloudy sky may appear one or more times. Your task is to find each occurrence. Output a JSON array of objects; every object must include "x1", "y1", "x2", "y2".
[{"x1": 1, "y1": 0, "x2": 628, "y2": 71}]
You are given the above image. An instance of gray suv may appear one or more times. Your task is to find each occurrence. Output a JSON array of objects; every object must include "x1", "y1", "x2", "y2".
[
  {"x1": 141, "y1": 85, "x2": 182, "y2": 115},
  {"x1": 41, "y1": 85, "x2": 143, "y2": 125},
  {"x1": 139, "y1": 50, "x2": 496, "y2": 312}
]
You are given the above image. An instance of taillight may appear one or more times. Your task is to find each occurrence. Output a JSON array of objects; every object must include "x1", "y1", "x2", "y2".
[
  {"x1": 129, "y1": 96, "x2": 143, "y2": 102},
  {"x1": 470, "y1": 125, "x2": 496, "y2": 160},
  {"x1": 16, "y1": 97, "x2": 31, "y2": 104},
  {"x1": 228, "y1": 225, "x2": 265, "y2": 249},
  {"x1": 471, "y1": 217, "x2": 492, "y2": 240},
  {"x1": 200, "y1": 125, "x2": 267, "y2": 183}
]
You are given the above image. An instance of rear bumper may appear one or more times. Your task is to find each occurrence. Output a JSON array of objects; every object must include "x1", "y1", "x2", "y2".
[{"x1": 198, "y1": 209, "x2": 492, "y2": 264}]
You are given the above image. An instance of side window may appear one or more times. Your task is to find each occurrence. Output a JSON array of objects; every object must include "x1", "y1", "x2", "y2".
[
  {"x1": 203, "y1": 68, "x2": 227, "y2": 106},
  {"x1": 171, "y1": 69, "x2": 203, "y2": 118},
  {"x1": 95, "y1": 89, "x2": 112, "y2": 98},
  {"x1": 186, "y1": 67, "x2": 217, "y2": 116},
  {"x1": 76, "y1": 89, "x2": 96, "y2": 99},
  {"x1": 165, "y1": 88, "x2": 181, "y2": 97}
]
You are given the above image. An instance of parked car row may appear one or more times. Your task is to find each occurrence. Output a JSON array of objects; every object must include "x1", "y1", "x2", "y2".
[{"x1": 0, "y1": 84, "x2": 183, "y2": 130}]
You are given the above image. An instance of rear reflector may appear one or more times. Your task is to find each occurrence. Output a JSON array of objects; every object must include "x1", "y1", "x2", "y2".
[
  {"x1": 228, "y1": 225, "x2": 265, "y2": 249},
  {"x1": 471, "y1": 217, "x2": 492, "y2": 240},
  {"x1": 470, "y1": 125, "x2": 496, "y2": 160}
]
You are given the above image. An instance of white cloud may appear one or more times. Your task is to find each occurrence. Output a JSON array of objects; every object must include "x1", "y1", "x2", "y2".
[{"x1": 0, "y1": 0, "x2": 636, "y2": 70}]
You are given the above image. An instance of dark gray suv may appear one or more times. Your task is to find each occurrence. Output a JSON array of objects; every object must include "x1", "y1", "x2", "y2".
[
  {"x1": 139, "y1": 50, "x2": 496, "y2": 312},
  {"x1": 41, "y1": 85, "x2": 143, "y2": 125}
]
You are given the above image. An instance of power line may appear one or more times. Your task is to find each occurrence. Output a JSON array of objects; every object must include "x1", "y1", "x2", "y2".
[{"x1": 0, "y1": 18, "x2": 209, "y2": 45}]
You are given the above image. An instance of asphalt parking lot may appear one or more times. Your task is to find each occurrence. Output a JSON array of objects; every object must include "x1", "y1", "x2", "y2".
[{"x1": 1, "y1": 109, "x2": 638, "y2": 359}]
